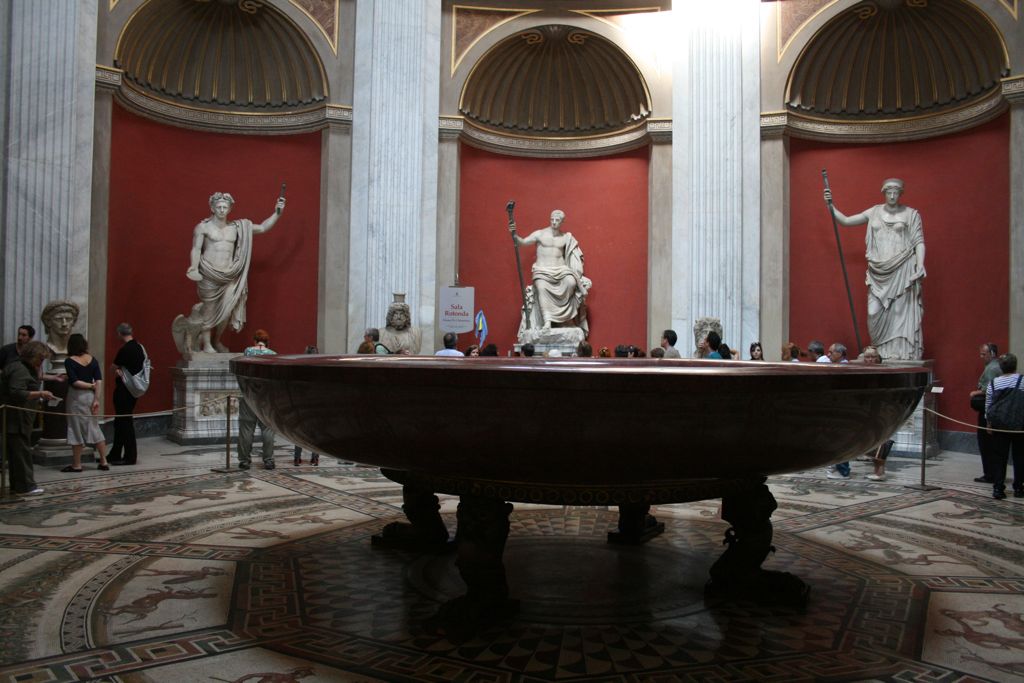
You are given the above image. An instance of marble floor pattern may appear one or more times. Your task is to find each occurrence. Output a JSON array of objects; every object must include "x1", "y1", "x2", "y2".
[{"x1": 0, "y1": 438, "x2": 1021, "y2": 682}]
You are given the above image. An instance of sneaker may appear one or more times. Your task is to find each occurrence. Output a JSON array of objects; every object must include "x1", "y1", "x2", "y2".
[
  {"x1": 866, "y1": 473, "x2": 885, "y2": 481},
  {"x1": 263, "y1": 461, "x2": 276, "y2": 470},
  {"x1": 19, "y1": 487, "x2": 44, "y2": 496},
  {"x1": 826, "y1": 470, "x2": 850, "y2": 480}
]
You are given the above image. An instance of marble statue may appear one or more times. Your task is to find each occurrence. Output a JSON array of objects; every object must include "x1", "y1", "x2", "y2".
[
  {"x1": 825, "y1": 178, "x2": 925, "y2": 360},
  {"x1": 692, "y1": 317, "x2": 722, "y2": 358},
  {"x1": 172, "y1": 191, "x2": 285, "y2": 355},
  {"x1": 40, "y1": 299, "x2": 80, "y2": 360},
  {"x1": 510, "y1": 209, "x2": 592, "y2": 346},
  {"x1": 378, "y1": 293, "x2": 422, "y2": 355}
]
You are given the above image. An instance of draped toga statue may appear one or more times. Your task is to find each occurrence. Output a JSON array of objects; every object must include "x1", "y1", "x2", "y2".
[
  {"x1": 824, "y1": 178, "x2": 925, "y2": 360},
  {"x1": 172, "y1": 191, "x2": 285, "y2": 355},
  {"x1": 510, "y1": 209, "x2": 592, "y2": 346}
]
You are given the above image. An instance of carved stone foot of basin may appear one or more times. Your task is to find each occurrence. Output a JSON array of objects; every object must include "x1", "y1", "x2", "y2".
[
  {"x1": 371, "y1": 478, "x2": 451, "y2": 553},
  {"x1": 607, "y1": 503, "x2": 665, "y2": 545},
  {"x1": 705, "y1": 478, "x2": 810, "y2": 607},
  {"x1": 426, "y1": 494, "x2": 519, "y2": 640}
]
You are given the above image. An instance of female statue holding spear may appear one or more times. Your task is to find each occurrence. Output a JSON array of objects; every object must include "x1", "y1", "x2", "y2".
[{"x1": 824, "y1": 178, "x2": 925, "y2": 360}]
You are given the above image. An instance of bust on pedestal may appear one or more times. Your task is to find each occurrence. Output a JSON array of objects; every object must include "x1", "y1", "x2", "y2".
[
  {"x1": 378, "y1": 293, "x2": 422, "y2": 355},
  {"x1": 33, "y1": 300, "x2": 82, "y2": 465}
]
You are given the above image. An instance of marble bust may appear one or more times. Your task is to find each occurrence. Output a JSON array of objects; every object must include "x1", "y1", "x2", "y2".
[
  {"x1": 692, "y1": 317, "x2": 723, "y2": 359},
  {"x1": 825, "y1": 178, "x2": 925, "y2": 360},
  {"x1": 510, "y1": 209, "x2": 593, "y2": 346},
  {"x1": 378, "y1": 293, "x2": 422, "y2": 355},
  {"x1": 40, "y1": 299, "x2": 79, "y2": 360},
  {"x1": 172, "y1": 191, "x2": 285, "y2": 356}
]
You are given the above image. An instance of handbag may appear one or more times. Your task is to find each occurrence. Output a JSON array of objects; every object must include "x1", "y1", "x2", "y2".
[
  {"x1": 970, "y1": 393, "x2": 986, "y2": 412},
  {"x1": 121, "y1": 345, "x2": 151, "y2": 398},
  {"x1": 987, "y1": 375, "x2": 1024, "y2": 431}
]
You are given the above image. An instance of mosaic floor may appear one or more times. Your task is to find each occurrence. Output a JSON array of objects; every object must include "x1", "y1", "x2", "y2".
[{"x1": 0, "y1": 439, "x2": 1022, "y2": 682}]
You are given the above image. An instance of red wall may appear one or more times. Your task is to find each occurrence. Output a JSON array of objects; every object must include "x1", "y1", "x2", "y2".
[
  {"x1": 789, "y1": 114, "x2": 1009, "y2": 432},
  {"x1": 458, "y1": 144, "x2": 649, "y2": 354},
  {"x1": 107, "y1": 104, "x2": 322, "y2": 413}
]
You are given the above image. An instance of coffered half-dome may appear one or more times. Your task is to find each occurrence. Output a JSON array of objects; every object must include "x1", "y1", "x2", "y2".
[
  {"x1": 115, "y1": 0, "x2": 328, "y2": 126},
  {"x1": 459, "y1": 25, "x2": 651, "y2": 147},
  {"x1": 785, "y1": 0, "x2": 1009, "y2": 140}
]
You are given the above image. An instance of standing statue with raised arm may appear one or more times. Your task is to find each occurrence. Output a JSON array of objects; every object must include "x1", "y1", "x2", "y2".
[
  {"x1": 824, "y1": 178, "x2": 925, "y2": 360},
  {"x1": 509, "y1": 209, "x2": 592, "y2": 346},
  {"x1": 172, "y1": 191, "x2": 285, "y2": 355}
]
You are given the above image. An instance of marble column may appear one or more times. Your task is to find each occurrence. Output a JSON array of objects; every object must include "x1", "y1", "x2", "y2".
[
  {"x1": 671, "y1": 0, "x2": 761, "y2": 355},
  {"x1": 319, "y1": 114, "x2": 353, "y2": 353},
  {"x1": 1, "y1": 0, "x2": 97, "y2": 342},
  {"x1": 759, "y1": 116, "x2": 789, "y2": 361},
  {"x1": 1006, "y1": 77, "x2": 1024, "y2": 354},
  {"x1": 348, "y1": 0, "x2": 441, "y2": 353},
  {"x1": 647, "y1": 122, "x2": 673, "y2": 348},
  {"x1": 436, "y1": 118, "x2": 462, "y2": 352}
]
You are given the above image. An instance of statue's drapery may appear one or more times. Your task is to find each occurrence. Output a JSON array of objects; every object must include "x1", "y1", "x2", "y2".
[
  {"x1": 195, "y1": 219, "x2": 254, "y2": 334},
  {"x1": 864, "y1": 206, "x2": 923, "y2": 360}
]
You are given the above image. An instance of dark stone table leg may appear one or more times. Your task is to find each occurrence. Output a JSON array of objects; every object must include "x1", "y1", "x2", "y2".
[
  {"x1": 608, "y1": 503, "x2": 665, "y2": 544},
  {"x1": 371, "y1": 481, "x2": 451, "y2": 552},
  {"x1": 428, "y1": 494, "x2": 518, "y2": 640},
  {"x1": 706, "y1": 478, "x2": 810, "y2": 607}
]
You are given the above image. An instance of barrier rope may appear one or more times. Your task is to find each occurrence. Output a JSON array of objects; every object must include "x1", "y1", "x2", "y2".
[
  {"x1": 922, "y1": 406, "x2": 1024, "y2": 434},
  {"x1": 0, "y1": 394, "x2": 234, "y2": 420}
]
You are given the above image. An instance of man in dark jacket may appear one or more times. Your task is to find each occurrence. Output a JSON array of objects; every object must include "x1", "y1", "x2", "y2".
[
  {"x1": 2, "y1": 341, "x2": 56, "y2": 494},
  {"x1": 109, "y1": 323, "x2": 146, "y2": 465}
]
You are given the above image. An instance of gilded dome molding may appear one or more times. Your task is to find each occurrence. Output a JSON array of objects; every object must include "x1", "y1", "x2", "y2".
[
  {"x1": 111, "y1": 0, "x2": 330, "y2": 133},
  {"x1": 457, "y1": 24, "x2": 652, "y2": 155},
  {"x1": 784, "y1": 0, "x2": 1010, "y2": 141}
]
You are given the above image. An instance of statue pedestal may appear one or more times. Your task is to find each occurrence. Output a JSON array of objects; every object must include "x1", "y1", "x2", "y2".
[
  {"x1": 167, "y1": 353, "x2": 242, "y2": 444},
  {"x1": 513, "y1": 342, "x2": 580, "y2": 357},
  {"x1": 889, "y1": 360, "x2": 939, "y2": 459}
]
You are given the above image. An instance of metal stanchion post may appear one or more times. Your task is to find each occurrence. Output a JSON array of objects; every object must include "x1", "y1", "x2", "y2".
[
  {"x1": 2, "y1": 406, "x2": 8, "y2": 498},
  {"x1": 905, "y1": 384, "x2": 941, "y2": 492},
  {"x1": 211, "y1": 395, "x2": 234, "y2": 473}
]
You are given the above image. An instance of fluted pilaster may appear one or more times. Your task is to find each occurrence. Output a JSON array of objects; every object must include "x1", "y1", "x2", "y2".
[
  {"x1": 348, "y1": 0, "x2": 441, "y2": 352},
  {"x1": 672, "y1": 0, "x2": 761, "y2": 355},
  {"x1": 1, "y1": 0, "x2": 97, "y2": 341}
]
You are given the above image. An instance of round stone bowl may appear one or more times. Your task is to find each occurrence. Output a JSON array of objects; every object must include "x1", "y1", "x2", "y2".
[{"x1": 232, "y1": 356, "x2": 929, "y2": 487}]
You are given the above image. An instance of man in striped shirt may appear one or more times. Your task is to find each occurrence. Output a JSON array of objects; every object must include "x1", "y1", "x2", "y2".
[{"x1": 984, "y1": 353, "x2": 1023, "y2": 499}]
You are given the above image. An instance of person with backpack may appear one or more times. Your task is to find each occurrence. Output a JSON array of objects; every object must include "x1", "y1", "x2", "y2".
[
  {"x1": 109, "y1": 323, "x2": 146, "y2": 466},
  {"x1": 985, "y1": 353, "x2": 1024, "y2": 499}
]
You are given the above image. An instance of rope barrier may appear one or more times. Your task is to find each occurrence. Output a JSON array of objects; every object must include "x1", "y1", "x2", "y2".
[
  {"x1": 0, "y1": 394, "x2": 235, "y2": 420},
  {"x1": 922, "y1": 407, "x2": 1024, "y2": 434}
]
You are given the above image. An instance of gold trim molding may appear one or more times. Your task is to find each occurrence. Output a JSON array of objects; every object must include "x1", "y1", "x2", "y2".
[
  {"x1": 769, "y1": 88, "x2": 1008, "y2": 143},
  {"x1": 115, "y1": 80, "x2": 350, "y2": 134},
  {"x1": 450, "y1": 6, "x2": 539, "y2": 77},
  {"x1": 459, "y1": 118, "x2": 650, "y2": 158},
  {"x1": 289, "y1": 0, "x2": 340, "y2": 55}
]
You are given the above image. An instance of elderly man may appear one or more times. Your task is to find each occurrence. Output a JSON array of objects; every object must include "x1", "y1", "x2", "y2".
[
  {"x1": 179, "y1": 191, "x2": 285, "y2": 354},
  {"x1": 1, "y1": 341, "x2": 57, "y2": 494},
  {"x1": 971, "y1": 342, "x2": 1002, "y2": 483}
]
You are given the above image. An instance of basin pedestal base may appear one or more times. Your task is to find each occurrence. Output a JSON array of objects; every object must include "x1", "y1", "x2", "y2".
[
  {"x1": 706, "y1": 479, "x2": 810, "y2": 607},
  {"x1": 371, "y1": 475, "x2": 451, "y2": 553},
  {"x1": 608, "y1": 503, "x2": 665, "y2": 545}
]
